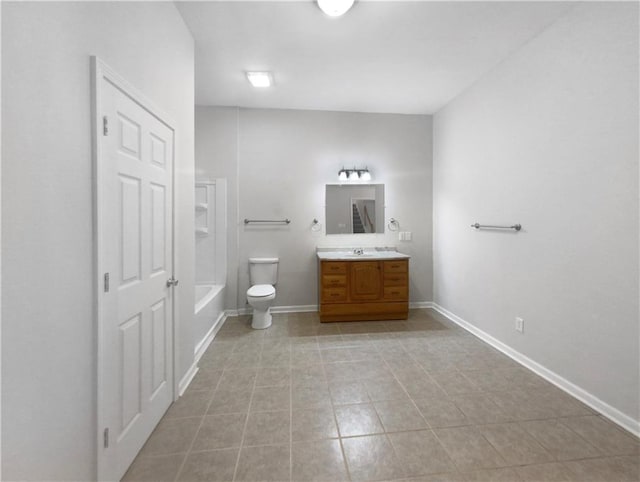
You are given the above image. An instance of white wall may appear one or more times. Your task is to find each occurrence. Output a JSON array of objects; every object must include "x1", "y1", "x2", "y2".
[
  {"x1": 433, "y1": 2, "x2": 639, "y2": 429},
  {"x1": 2, "y1": 3, "x2": 195, "y2": 480},
  {"x1": 196, "y1": 107, "x2": 433, "y2": 310}
]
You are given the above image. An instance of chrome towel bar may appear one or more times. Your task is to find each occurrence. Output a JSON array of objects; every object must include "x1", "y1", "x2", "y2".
[
  {"x1": 244, "y1": 218, "x2": 291, "y2": 225},
  {"x1": 471, "y1": 222, "x2": 522, "y2": 231}
]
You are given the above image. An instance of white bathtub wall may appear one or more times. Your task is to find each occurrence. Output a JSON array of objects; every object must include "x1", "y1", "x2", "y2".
[
  {"x1": 196, "y1": 107, "x2": 433, "y2": 311},
  {"x1": 195, "y1": 107, "x2": 240, "y2": 310},
  {"x1": 195, "y1": 180, "x2": 227, "y2": 286},
  {"x1": 195, "y1": 183, "x2": 215, "y2": 283},
  {"x1": 433, "y1": 2, "x2": 639, "y2": 430},
  {"x1": 194, "y1": 179, "x2": 227, "y2": 359}
]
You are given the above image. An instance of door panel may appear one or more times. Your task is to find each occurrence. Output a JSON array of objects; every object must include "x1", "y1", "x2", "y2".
[
  {"x1": 119, "y1": 175, "x2": 142, "y2": 284},
  {"x1": 120, "y1": 313, "x2": 142, "y2": 432},
  {"x1": 118, "y1": 112, "x2": 142, "y2": 159},
  {"x1": 150, "y1": 299, "x2": 167, "y2": 395},
  {"x1": 99, "y1": 75, "x2": 174, "y2": 481}
]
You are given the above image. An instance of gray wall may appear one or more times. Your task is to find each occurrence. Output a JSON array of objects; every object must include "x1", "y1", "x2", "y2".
[
  {"x1": 196, "y1": 107, "x2": 433, "y2": 309},
  {"x1": 433, "y1": 3, "x2": 639, "y2": 426},
  {"x1": 2, "y1": 3, "x2": 195, "y2": 479}
]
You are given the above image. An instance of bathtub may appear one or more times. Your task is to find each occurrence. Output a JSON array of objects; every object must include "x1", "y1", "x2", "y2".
[{"x1": 194, "y1": 284, "x2": 225, "y2": 359}]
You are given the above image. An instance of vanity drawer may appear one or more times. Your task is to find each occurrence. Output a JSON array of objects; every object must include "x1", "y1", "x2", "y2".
[
  {"x1": 384, "y1": 286, "x2": 408, "y2": 300},
  {"x1": 384, "y1": 260, "x2": 408, "y2": 273},
  {"x1": 322, "y1": 274, "x2": 347, "y2": 287},
  {"x1": 322, "y1": 287, "x2": 347, "y2": 302},
  {"x1": 383, "y1": 273, "x2": 407, "y2": 287},
  {"x1": 323, "y1": 261, "x2": 347, "y2": 274}
]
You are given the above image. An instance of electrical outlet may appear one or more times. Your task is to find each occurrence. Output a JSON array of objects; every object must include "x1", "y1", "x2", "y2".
[{"x1": 515, "y1": 317, "x2": 524, "y2": 333}]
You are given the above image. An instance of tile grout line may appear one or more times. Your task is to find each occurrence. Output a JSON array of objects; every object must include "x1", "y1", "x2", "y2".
[
  {"x1": 379, "y1": 341, "x2": 448, "y2": 479},
  {"x1": 325, "y1": 336, "x2": 355, "y2": 481},
  {"x1": 172, "y1": 353, "x2": 226, "y2": 482},
  {"x1": 230, "y1": 336, "x2": 263, "y2": 482},
  {"x1": 289, "y1": 350, "x2": 293, "y2": 482}
]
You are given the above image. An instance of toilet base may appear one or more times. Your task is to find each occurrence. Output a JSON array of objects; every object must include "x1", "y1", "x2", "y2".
[{"x1": 251, "y1": 308, "x2": 272, "y2": 329}]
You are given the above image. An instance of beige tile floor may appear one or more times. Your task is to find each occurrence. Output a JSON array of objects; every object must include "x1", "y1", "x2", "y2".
[{"x1": 123, "y1": 309, "x2": 640, "y2": 482}]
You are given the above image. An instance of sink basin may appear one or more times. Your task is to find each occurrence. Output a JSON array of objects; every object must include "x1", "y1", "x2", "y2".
[{"x1": 317, "y1": 248, "x2": 410, "y2": 261}]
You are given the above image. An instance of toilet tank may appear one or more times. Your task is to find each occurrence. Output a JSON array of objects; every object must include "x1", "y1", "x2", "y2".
[{"x1": 249, "y1": 257, "x2": 279, "y2": 285}]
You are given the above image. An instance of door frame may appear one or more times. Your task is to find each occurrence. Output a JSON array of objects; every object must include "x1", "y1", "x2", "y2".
[{"x1": 91, "y1": 56, "x2": 179, "y2": 481}]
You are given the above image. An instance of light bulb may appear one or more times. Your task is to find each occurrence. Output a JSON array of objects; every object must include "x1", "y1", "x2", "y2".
[
  {"x1": 360, "y1": 170, "x2": 371, "y2": 181},
  {"x1": 348, "y1": 170, "x2": 359, "y2": 181},
  {"x1": 317, "y1": 0, "x2": 355, "y2": 17},
  {"x1": 338, "y1": 170, "x2": 348, "y2": 181}
]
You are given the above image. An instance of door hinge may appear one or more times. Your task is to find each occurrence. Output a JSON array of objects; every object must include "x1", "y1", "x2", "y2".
[
  {"x1": 103, "y1": 427, "x2": 109, "y2": 448},
  {"x1": 104, "y1": 272, "x2": 110, "y2": 293},
  {"x1": 102, "y1": 116, "x2": 109, "y2": 136}
]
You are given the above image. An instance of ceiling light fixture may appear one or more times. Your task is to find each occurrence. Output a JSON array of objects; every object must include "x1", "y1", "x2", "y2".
[
  {"x1": 338, "y1": 166, "x2": 372, "y2": 182},
  {"x1": 317, "y1": 0, "x2": 355, "y2": 17},
  {"x1": 246, "y1": 71, "x2": 273, "y2": 88}
]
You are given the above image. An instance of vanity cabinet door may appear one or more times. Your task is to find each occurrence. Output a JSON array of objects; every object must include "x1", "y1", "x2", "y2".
[{"x1": 350, "y1": 261, "x2": 382, "y2": 301}]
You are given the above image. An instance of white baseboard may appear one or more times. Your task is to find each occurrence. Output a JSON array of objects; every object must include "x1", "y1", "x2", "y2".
[
  {"x1": 431, "y1": 303, "x2": 640, "y2": 438},
  {"x1": 272, "y1": 304, "x2": 318, "y2": 313},
  {"x1": 410, "y1": 301, "x2": 434, "y2": 309},
  {"x1": 227, "y1": 305, "x2": 318, "y2": 316},
  {"x1": 227, "y1": 303, "x2": 433, "y2": 317},
  {"x1": 178, "y1": 363, "x2": 198, "y2": 397}
]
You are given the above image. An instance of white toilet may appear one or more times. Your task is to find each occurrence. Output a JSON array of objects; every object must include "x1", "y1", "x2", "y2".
[{"x1": 246, "y1": 257, "x2": 279, "y2": 329}]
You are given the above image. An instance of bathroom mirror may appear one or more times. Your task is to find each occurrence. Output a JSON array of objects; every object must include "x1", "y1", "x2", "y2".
[{"x1": 325, "y1": 184, "x2": 384, "y2": 234}]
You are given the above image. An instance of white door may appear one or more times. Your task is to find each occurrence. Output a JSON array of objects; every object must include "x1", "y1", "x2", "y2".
[{"x1": 96, "y1": 66, "x2": 175, "y2": 481}]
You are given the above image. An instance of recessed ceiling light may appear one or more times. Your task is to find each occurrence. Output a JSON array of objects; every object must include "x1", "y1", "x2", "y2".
[
  {"x1": 246, "y1": 71, "x2": 273, "y2": 88},
  {"x1": 317, "y1": 0, "x2": 355, "y2": 17}
]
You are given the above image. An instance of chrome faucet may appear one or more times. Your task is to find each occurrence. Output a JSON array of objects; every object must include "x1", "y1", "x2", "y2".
[{"x1": 353, "y1": 247, "x2": 364, "y2": 255}]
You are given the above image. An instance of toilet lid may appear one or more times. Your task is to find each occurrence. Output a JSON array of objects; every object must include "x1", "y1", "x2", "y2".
[{"x1": 247, "y1": 284, "x2": 275, "y2": 297}]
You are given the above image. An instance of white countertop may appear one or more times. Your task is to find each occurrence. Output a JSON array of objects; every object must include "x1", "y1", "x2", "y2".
[{"x1": 316, "y1": 249, "x2": 410, "y2": 261}]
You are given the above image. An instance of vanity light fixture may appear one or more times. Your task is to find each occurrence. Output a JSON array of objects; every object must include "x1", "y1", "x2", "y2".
[
  {"x1": 246, "y1": 71, "x2": 273, "y2": 88},
  {"x1": 338, "y1": 166, "x2": 372, "y2": 182},
  {"x1": 317, "y1": 0, "x2": 355, "y2": 17}
]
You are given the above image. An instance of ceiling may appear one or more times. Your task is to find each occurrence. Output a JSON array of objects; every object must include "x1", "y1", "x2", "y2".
[{"x1": 176, "y1": 1, "x2": 574, "y2": 115}]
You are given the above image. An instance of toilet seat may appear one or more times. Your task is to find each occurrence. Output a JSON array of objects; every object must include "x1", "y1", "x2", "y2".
[{"x1": 247, "y1": 284, "x2": 275, "y2": 297}]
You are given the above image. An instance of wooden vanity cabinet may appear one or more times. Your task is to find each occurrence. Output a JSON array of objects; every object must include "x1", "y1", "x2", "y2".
[{"x1": 318, "y1": 259, "x2": 409, "y2": 322}]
